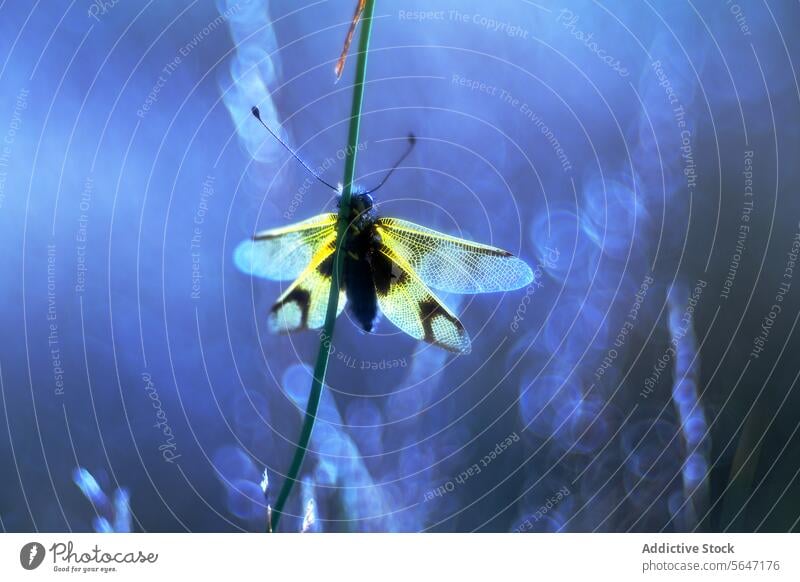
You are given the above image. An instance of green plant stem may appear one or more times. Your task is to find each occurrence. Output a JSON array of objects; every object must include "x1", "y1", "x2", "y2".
[{"x1": 270, "y1": 0, "x2": 377, "y2": 532}]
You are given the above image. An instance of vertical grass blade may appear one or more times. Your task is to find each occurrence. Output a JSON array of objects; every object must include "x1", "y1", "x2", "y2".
[{"x1": 270, "y1": 0, "x2": 377, "y2": 532}]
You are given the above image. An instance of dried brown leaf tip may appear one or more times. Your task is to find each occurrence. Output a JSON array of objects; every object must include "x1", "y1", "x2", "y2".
[{"x1": 335, "y1": 0, "x2": 367, "y2": 80}]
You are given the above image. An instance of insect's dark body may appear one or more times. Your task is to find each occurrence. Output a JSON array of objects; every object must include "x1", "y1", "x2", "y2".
[{"x1": 330, "y1": 190, "x2": 393, "y2": 332}]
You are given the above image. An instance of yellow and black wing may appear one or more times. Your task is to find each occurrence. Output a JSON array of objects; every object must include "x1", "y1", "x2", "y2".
[
  {"x1": 374, "y1": 242, "x2": 471, "y2": 354},
  {"x1": 375, "y1": 217, "x2": 533, "y2": 294},
  {"x1": 234, "y1": 213, "x2": 337, "y2": 281},
  {"x1": 268, "y1": 238, "x2": 347, "y2": 333}
]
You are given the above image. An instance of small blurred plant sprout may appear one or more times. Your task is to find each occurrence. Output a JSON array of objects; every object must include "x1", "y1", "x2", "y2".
[
  {"x1": 301, "y1": 499, "x2": 316, "y2": 533},
  {"x1": 72, "y1": 467, "x2": 131, "y2": 533}
]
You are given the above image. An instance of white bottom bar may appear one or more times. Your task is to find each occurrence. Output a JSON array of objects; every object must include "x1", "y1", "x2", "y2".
[{"x1": 1, "y1": 533, "x2": 796, "y2": 580}]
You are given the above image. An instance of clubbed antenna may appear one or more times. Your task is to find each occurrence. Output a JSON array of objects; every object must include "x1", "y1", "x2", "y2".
[
  {"x1": 365, "y1": 133, "x2": 417, "y2": 194},
  {"x1": 251, "y1": 106, "x2": 339, "y2": 192}
]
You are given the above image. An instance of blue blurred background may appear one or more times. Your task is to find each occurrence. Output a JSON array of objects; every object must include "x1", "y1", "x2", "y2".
[{"x1": 1, "y1": 0, "x2": 799, "y2": 532}]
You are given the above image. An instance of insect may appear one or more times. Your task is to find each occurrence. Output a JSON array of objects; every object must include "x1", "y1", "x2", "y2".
[{"x1": 235, "y1": 107, "x2": 534, "y2": 353}]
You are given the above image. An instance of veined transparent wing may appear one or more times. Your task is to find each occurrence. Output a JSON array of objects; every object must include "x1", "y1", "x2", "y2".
[
  {"x1": 269, "y1": 238, "x2": 347, "y2": 332},
  {"x1": 376, "y1": 217, "x2": 533, "y2": 294},
  {"x1": 235, "y1": 213, "x2": 337, "y2": 281},
  {"x1": 374, "y1": 242, "x2": 470, "y2": 354}
]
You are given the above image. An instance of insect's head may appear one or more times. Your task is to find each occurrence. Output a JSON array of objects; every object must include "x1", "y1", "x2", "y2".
[
  {"x1": 349, "y1": 189, "x2": 374, "y2": 213},
  {"x1": 338, "y1": 188, "x2": 376, "y2": 228}
]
